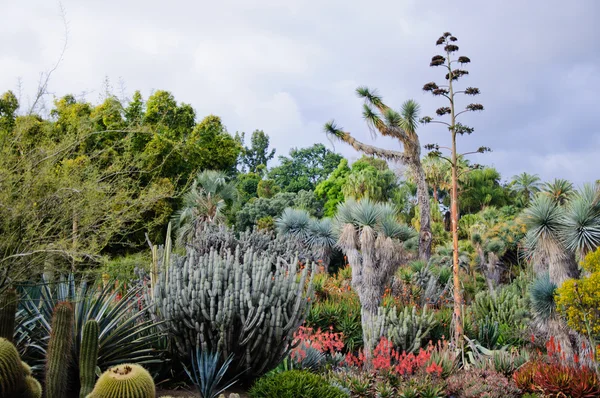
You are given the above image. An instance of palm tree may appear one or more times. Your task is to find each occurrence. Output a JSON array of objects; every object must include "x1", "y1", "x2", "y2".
[
  {"x1": 511, "y1": 172, "x2": 541, "y2": 205},
  {"x1": 325, "y1": 91, "x2": 432, "y2": 261},
  {"x1": 334, "y1": 199, "x2": 415, "y2": 366},
  {"x1": 542, "y1": 178, "x2": 573, "y2": 205},
  {"x1": 276, "y1": 208, "x2": 337, "y2": 271},
  {"x1": 171, "y1": 170, "x2": 237, "y2": 246},
  {"x1": 422, "y1": 156, "x2": 446, "y2": 202}
]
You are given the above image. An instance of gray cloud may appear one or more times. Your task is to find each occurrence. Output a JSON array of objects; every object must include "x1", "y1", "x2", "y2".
[{"x1": 1, "y1": 0, "x2": 598, "y2": 184}]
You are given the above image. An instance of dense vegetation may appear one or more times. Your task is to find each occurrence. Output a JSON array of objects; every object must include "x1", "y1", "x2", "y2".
[{"x1": 0, "y1": 31, "x2": 599, "y2": 398}]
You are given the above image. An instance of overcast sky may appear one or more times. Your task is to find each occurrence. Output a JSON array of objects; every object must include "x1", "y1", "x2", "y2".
[{"x1": 1, "y1": 0, "x2": 599, "y2": 184}]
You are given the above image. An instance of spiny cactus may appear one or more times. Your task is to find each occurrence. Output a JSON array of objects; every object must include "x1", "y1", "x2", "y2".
[
  {"x1": 150, "y1": 244, "x2": 315, "y2": 381},
  {"x1": 86, "y1": 363, "x2": 155, "y2": 398},
  {"x1": 80, "y1": 319, "x2": 99, "y2": 398},
  {"x1": 384, "y1": 306, "x2": 436, "y2": 353},
  {"x1": 0, "y1": 289, "x2": 17, "y2": 342},
  {"x1": 0, "y1": 338, "x2": 41, "y2": 398},
  {"x1": 45, "y1": 301, "x2": 74, "y2": 398}
]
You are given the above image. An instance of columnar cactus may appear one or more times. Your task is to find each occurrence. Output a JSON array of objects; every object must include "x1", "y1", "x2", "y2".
[
  {"x1": 86, "y1": 363, "x2": 155, "y2": 398},
  {"x1": 45, "y1": 301, "x2": 74, "y2": 398},
  {"x1": 0, "y1": 338, "x2": 41, "y2": 398},
  {"x1": 80, "y1": 319, "x2": 100, "y2": 398},
  {"x1": 150, "y1": 245, "x2": 315, "y2": 381},
  {"x1": 0, "y1": 289, "x2": 17, "y2": 342},
  {"x1": 384, "y1": 306, "x2": 436, "y2": 353}
]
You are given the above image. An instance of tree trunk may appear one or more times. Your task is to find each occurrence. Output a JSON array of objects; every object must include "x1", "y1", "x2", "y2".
[
  {"x1": 360, "y1": 307, "x2": 385, "y2": 369},
  {"x1": 412, "y1": 162, "x2": 432, "y2": 262}
]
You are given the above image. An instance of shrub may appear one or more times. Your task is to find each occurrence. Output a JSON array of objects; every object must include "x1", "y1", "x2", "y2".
[
  {"x1": 249, "y1": 370, "x2": 348, "y2": 398},
  {"x1": 446, "y1": 369, "x2": 521, "y2": 398},
  {"x1": 306, "y1": 294, "x2": 362, "y2": 352}
]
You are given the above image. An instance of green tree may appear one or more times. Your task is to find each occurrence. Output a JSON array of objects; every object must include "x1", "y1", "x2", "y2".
[
  {"x1": 269, "y1": 144, "x2": 343, "y2": 192},
  {"x1": 510, "y1": 172, "x2": 541, "y2": 206},
  {"x1": 239, "y1": 130, "x2": 276, "y2": 172},
  {"x1": 460, "y1": 167, "x2": 507, "y2": 213},
  {"x1": 0, "y1": 91, "x2": 19, "y2": 132},
  {"x1": 342, "y1": 157, "x2": 398, "y2": 202},
  {"x1": 314, "y1": 159, "x2": 351, "y2": 217},
  {"x1": 171, "y1": 170, "x2": 237, "y2": 246},
  {"x1": 257, "y1": 179, "x2": 281, "y2": 198}
]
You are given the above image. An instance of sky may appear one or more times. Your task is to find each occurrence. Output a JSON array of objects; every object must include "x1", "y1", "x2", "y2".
[{"x1": 1, "y1": 0, "x2": 599, "y2": 185}]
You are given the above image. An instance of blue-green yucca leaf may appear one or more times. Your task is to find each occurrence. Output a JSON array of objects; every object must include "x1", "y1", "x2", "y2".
[
  {"x1": 561, "y1": 183, "x2": 600, "y2": 254},
  {"x1": 529, "y1": 274, "x2": 557, "y2": 322},
  {"x1": 184, "y1": 349, "x2": 241, "y2": 398},
  {"x1": 276, "y1": 208, "x2": 312, "y2": 241},
  {"x1": 351, "y1": 199, "x2": 381, "y2": 228}
]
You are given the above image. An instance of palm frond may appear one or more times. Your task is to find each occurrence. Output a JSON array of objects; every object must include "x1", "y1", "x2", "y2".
[
  {"x1": 399, "y1": 99, "x2": 421, "y2": 133},
  {"x1": 351, "y1": 199, "x2": 381, "y2": 228}
]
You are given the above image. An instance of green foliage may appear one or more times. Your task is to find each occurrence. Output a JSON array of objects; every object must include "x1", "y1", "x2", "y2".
[
  {"x1": 269, "y1": 144, "x2": 343, "y2": 193},
  {"x1": 238, "y1": 129, "x2": 276, "y2": 173},
  {"x1": 184, "y1": 349, "x2": 239, "y2": 398},
  {"x1": 45, "y1": 302, "x2": 74, "y2": 398},
  {"x1": 384, "y1": 306, "x2": 437, "y2": 353},
  {"x1": 249, "y1": 370, "x2": 348, "y2": 398},
  {"x1": 314, "y1": 159, "x2": 351, "y2": 217},
  {"x1": 87, "y1": 364, "x2": 155, "y2": 398},
  {"x1": 0, "y1": 289, "x2": 17, "y2": 342},
  {"x1": 342, "y1": 156, "x2": 399, "y2": 202},
  {"x1": 79, "y1": 320, "x2": 99, "y2": 398},
  {"x1": 459, "y1": 167, "x2": 508, "y2": 214},
  {"x1": 257, "y1": 179, "x2": 280, "y2": 198},
  {"x1": 306, "y1": 295, "x2": 363, "y2": 351},
  {"x1": 235, "y1": 172, "x2": 261, "y2": 203}
]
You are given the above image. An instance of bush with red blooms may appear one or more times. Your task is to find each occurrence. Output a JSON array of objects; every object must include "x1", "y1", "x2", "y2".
[
  {"x1": 290, "y1": 326, "x2": 345, "y2": 361},
  {"x1": 343, "y1": 337, "x2": 443, "y2": 377},
  {"x1": 513, "y1": 337, "x2": 600, "y2": 398},
  {"x1": 446, "y1": 369, "x2": 521, "y2": 398}
]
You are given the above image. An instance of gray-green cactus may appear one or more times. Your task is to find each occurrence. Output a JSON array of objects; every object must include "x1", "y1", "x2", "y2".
[
  {"x1": 150, "y1": 244, "x2": 315, "y2": 381},
  {"x1": 384, "y1": 306, "x2": 436, "y2": 353},
  {"x1": 0, "y1": 289, "x2": 17, "y2": 342}
]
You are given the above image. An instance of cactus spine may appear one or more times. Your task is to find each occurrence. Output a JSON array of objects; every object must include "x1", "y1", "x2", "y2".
[
  {"x1": 80, "y1": 319, "x2": 99, "y2": 398},
  {"x1": 0, "y1": 289, "x2": 17, "y2": 342},
  {"x1": 45, "y1": 301, "x2": 74, "y2": 398},
  {"x1": 87, "y1": 363, "x2": 155, "y2": 398},
  {"x1": 0, "y1": 337, "x2": 41, "y2": 398}
]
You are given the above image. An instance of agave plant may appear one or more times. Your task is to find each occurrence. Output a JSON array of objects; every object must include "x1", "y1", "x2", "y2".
[
  {"x1": 15, "y1": 274, "x2": 166, "y2": 376},
  {"x1": 184, "y1": 349, "x2": 240, "y2": 398}
]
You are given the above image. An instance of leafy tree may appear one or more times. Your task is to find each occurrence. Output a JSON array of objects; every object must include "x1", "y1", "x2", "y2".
[
  {"x1": 268, "y1": 144, "x2": 343, "y2": 192},
  {"x1": 239, "y1": 129, "x2": 276, "y2": 172},
  {"x1": 325, "y1": 92, "x2": 433, "y2": 261},
  {"x1": 124, "y1": 90, "x2": 144, "y2": 126},
  {"x1": 314, "y1": 159, "x2": 351, "y2": 217},
  {"x1": 171, "y1": 170, "x2": 237, "y2": 246},
  {"x1": 459, "y1": 167, "x2": 507, "y2": 213},
  {"x1": 0, "y1": 91, "x2": 19, "y2": 132},
  {"x1": 236, "y1": 172, "x2": 262, "y2": 204},
  {"x1": 511, "y1": 172, "x2": 541, "y2": 206},
  {"x1": 342, "y1": 156, "x2": 398, "y2": 202},
  {"x1": 421, "y1": 32, "x2": 487, "y2": 344},
  {"x1": 257, "y1": 179, "x2": 281, "y2": 199}
]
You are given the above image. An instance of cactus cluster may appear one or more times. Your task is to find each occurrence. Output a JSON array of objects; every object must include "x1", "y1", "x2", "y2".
[
  {"x1": 86, "y1": 363, "x2": 155, "y2": 398},
  {"x1": 0, "y1": 337, "x2": 41, "y2": 398},
  {"x1": 150, "y1": 238, "x2": 315, "y2": 381},
  {"x1": 384, "y1": 306, "x2": 436, "y2": 353}
]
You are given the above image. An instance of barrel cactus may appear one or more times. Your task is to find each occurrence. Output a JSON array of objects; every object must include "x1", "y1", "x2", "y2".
[
  {"x1": 86, "y1": 363, "x2": 155, "y2": 398},
  {"x1": 0, "y1": 338, "x2": 41, "y2": 398},
  {"x1": 45, "y1": 301, "x2": 74, "y2": 398},
  {"x1": 150, "y1": 240, "x2": 315, "y2": 381},
  {"x1": 0, "y1": 288, "x2": 17, "y2": 342}
]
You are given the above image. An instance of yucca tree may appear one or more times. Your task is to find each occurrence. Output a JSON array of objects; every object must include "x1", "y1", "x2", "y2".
[
  {"x1": 421, "y1": 32, "x2": 488, "y2": 344},
  {"x1": 325, "y1": 93, "x2": 432, "y2": 262},
  {"x1": 334, "y1": 199, "x2": 415, "y2": 365},
  {"x1": 522, "y1": 184, "x2": 600, "y2": 285},
  {"x1": 511, "y1": 172, "x2": 541, "y2": 206},
  {"x1": 542, "y1": 178, "x2": 573, "y2": 205},
  {"x1": 276, "y1": 208, "x2": 337, "y2": 271},
  {"x1": 172, "y1": 170, "x2": 237, "y2": 246}
]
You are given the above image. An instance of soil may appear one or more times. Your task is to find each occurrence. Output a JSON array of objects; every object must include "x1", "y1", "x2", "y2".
[{"x1": 156, "y1": 388, "x2": 249, "y2": 397}]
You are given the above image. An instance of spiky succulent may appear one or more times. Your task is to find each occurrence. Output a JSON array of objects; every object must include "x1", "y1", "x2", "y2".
[{"x1": 530, "y1": 274, "x2": 557, "y2": 322}]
